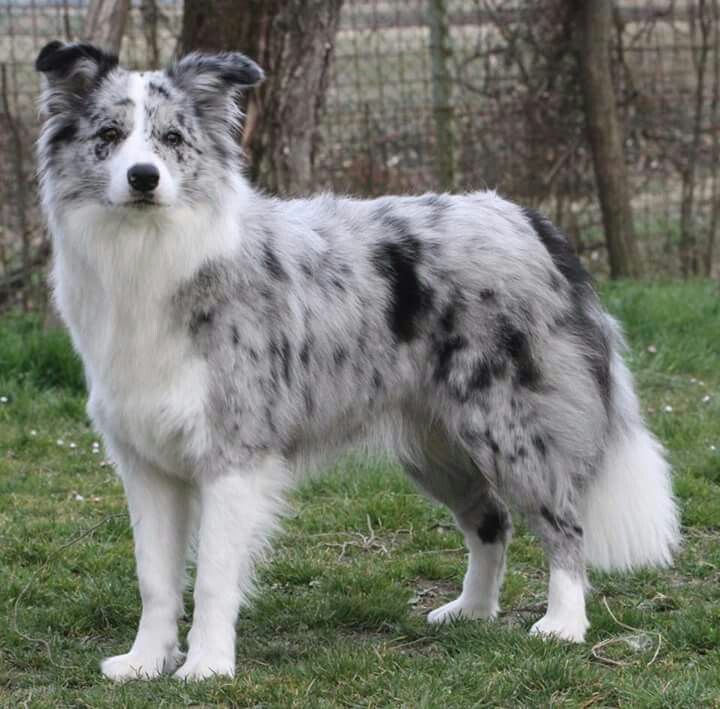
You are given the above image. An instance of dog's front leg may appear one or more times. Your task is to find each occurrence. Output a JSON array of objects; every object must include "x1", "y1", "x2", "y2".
[
  {"x1": 175, "y1": 456, "x2": 288, "y2": 681},
  {"x1": 102, "y1": 463, "x2": 192, "y2": 681}
]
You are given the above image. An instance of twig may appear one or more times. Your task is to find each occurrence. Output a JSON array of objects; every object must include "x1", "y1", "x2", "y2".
[
  {"x1": 12, "y1": 513, "x2": 126, "y2": 669},
  {"x1": 590, "y1": 596, "x2": 664, "y2": 668}
]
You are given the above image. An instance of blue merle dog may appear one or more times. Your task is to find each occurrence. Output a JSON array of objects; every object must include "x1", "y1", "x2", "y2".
[{"x1": 35, "y1": 41, "x2": 680, "y2": 681}]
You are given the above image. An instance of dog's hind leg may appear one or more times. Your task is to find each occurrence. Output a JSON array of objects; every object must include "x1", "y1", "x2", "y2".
[
  {"x1": 101, "y1": 444, "x2": 192, "y2": 681},
  {"x1": 428, "y1": 493, "x2": 512, "y2": 624},
  {"x1": 454, "y1": 416, "x2": 590, "y2": 642},
  {"x1": 525, "y1": 504, "x2": 589, "y2": 643},
  {"x1": 401, "y1": 424, "x2": 512, "y2": 624},
  {"x1": 174, "y1": 455, "x2": 289, "y2": 681}
]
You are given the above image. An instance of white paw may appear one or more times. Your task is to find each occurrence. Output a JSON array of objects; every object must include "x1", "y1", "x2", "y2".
[
  {"x1": 427, "y1": 597, "x2": 498, "y2": 625},
  {"x1": 174, "y1": 652, "x2": 235, "y2": 681},
  {"x1": 529, "y1": 613, "x2": 589, "y2": 643},
  {"x1": 101, "y1": 646, "x2": 184, "y2": 681}
]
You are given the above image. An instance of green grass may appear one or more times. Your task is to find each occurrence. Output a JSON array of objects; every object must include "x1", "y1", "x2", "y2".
[{"x1": 1, "y1": 281, "x2": 719, "y2": 708}]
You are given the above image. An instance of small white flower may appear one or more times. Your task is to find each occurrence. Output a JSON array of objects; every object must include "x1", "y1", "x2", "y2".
[
  {"x1": 91, "y1": 448, "x2": 100, "y2": 454},
  {"x1": 663, "y1": 405, "x2": 673, "y2": 413},
  {"x1": 69, "y1": 442, "x2": 77, "y2": 449},
  {"x1": 30, "y1": 429, "x2": 37, "y2": 436},
  {"x1": 92, "y1": 441, "x2": 100, "y2": 448},
  {"x1": 0, "y1": 396, "x2": 7, "y2": 403},
  {"x1": 73, "y1": 493, "x2": 85, "y2": 502},
  {"x1": 702, "y1": 395, "x2": 711, "y2": 403},
  {"x1": 710, "y1": 445, "x2": 717, "y2": 452},
  {"x1": 690, "y1": 378, "x2": 698, "y2": 384},
  {"x1": 647, "y1": 345, "x2": 657, "y2": 354},
  {"x1": 56, "y1": 439, "x2": 65, "y2": 446}
]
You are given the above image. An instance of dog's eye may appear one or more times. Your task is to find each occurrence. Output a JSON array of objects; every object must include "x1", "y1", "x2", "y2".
[
  {"x1": 163, "y1": 131, "x2": 183, "y2": 147},
  {"x1": 98, "y1": 127, "x2": 120, "y2": 143}
]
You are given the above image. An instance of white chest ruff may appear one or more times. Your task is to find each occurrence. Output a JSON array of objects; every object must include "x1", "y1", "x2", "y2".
[{"x1": 88, "y1": 343, "x2": 211, "y2": 478}]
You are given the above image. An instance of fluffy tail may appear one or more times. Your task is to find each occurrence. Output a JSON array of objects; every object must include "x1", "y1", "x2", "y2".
[{"x1": 580, "y1": 341, "x2": 681, "y2": 572}]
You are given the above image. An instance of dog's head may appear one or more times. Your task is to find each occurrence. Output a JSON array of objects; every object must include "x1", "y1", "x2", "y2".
[{"x1": 36, "y1": 41, "x2": 263, "y2": 214}]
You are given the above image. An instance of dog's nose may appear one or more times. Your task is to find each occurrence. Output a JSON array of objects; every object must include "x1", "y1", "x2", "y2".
[{"x1": 127, "y1": 163, "x2": 160, "y2": 193}]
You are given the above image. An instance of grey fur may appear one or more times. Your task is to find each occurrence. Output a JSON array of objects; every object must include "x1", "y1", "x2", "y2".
[
  {"x1": 36, "y1": 46, "x2": 679, "y2": 660},
  {"x1": 170, "y1": 190, "x2": 613, "y2": 578}
]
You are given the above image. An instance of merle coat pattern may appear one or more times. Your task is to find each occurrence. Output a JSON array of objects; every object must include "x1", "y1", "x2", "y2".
[{"x1": 35, "y1": 41, "x2": 680, "y2": 682}]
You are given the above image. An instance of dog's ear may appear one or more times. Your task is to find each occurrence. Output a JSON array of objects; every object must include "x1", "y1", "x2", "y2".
[
  {"x1": 168, "y1": 52, "x2": 264, "y2": 115},
  {"x1": 35, "y1": 41, "x2": 118, "y2": 114}
]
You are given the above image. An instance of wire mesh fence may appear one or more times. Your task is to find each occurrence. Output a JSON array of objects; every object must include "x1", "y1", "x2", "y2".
[{"x1": 1, "y1": 0, "x2": 718, "y2": 310}]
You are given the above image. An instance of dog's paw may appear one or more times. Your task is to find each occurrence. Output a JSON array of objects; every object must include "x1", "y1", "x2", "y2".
[
  {"x1": 101, "y1": 646, "x2": 184, "y2": 682},
  {"x1": 529, "y1": 613, "x2": 589, "y2": 643},
  {"x1": 427, "y1": 597, "x2": 498, "y2": 625},
  {"x1": 174, "y1": 652, "x2": 235, "y2": 681}
]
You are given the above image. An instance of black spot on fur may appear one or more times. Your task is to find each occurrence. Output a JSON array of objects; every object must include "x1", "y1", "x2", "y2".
[
  {"x1": 35, "y1": 41, "x2": 118, "y2": 85},
  {"x1": 517, "y1": 445, "x2": 528, "y2": 459},
  {"x1": 262, "y1": 243, "x2": 288, "y2": 281},
  {"x1": 149, "y1": 81, "x2": 171, "y2": 99},
  {"x1": 265, "y1": 406, "x2": 278, "y2": 435},
  {"x1": 371, "y1": 232, "x2": 433, "y2": 343},
  {"x1": 49, "y1": 121, "x2": 77, "y2": 146},
  {"x1": 94, "y1": 142, "x2": 111, "y2": 161},
  {"x1": 524, "y1": 207, "x2": 610, "y2": 411},
  {"x1": 477, "y1": 508, "x2": 508, "y2": 544},
  {"x1": 299, "y1": 338, "x2": 312, "y2": 367},
  {"x1": 230, "y1": 325, "x2": 240, "y2": 345},
  {"x1": 439, "y1": 303, "x2": 457, "y2": 334},
  {"x1": 189, "y1": 308, "x2": 214, "y2": 335},
  {"x1": 372, "y1": 368, "x2": 384, "y2": 391},
  {"x1": 419, "y1": 193, "x2": 452, "y2": 228},
  {"x1": 541, "y1": 506, "x2": 583, "y2": 537},
  {"x1": 479, "y1": 288, "x2": 496, "y2": 301},
  {"x1": 541, "y1": 506, "x2": 561, "y2": 531},
  {"x1": 467, "y1": 360, "x2": 493, "y2": 391},
  {"x1": 281, "y1": 335, "x2": 292, "y2": 386},
  {"x1": 532, "y1": 435, "x2": 547, "y2": 457},
  {"x1": 497, "y1": 315, "x2": 541, "y2": 390},
  {"x1": 333, "y1": 346, "x2": 347, "y2": 368},
  {"x1": 433, "y1": 334, "x2": 468, "y2": 383},
  {"x1": 303, "y1": 386, "x2": 315, "y2": 415},
  {"x1": 523, "y1": 208, "x2": 591, "y2": 289},
  {"x1": 484, "y1": 428, "x2": 500, "y2": 454}
]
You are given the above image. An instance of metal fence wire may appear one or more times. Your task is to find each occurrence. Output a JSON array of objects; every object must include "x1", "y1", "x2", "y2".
[{"x1": 1, "y1": 0, "x2": 718, "y2": 309}]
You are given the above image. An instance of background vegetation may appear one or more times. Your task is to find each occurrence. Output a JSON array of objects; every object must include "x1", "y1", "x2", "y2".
[{"x1": 1, "y1": 282, "x2": 719, "y2": 707}]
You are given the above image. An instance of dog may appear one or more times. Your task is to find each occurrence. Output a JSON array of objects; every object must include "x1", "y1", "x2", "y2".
[{"x1": 35, "y1": 41, "x2": 681, "y2": 681}]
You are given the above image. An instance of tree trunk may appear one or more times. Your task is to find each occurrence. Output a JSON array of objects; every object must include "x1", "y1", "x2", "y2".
[
  {"x1": 83, "y1": 0, "x2": 131, "y2": 53},
  {"x1": 575, "y1": 0, "x2": 641, "y2": 279},
  {"x1": 180, "y1": 0, "x2": 344, "y2": 196},
  {"x1": 427, "y1": 0, "x2": 455, "y2": 192}
]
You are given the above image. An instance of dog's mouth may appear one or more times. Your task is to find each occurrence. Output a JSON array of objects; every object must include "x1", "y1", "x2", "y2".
[{"x1": 125, "y1": 197, "x2": 161, "y2": 209}]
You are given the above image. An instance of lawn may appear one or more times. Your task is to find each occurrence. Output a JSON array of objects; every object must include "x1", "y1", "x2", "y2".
[{"x1": 1, "y1": 282, "x2": 719, "y2": 708}]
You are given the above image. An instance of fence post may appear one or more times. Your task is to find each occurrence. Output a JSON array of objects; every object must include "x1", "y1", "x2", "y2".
[{"x1": 427, "y1": 0, "x2": 455, "y2": 193}]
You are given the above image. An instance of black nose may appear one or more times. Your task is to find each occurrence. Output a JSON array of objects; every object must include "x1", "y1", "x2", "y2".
[{"x1": 127, "y1": 163, "x2": 160, "y2": 192}]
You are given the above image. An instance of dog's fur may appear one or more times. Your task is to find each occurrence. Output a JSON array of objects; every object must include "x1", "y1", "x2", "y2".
[{"x1": 36, "y1": 42, "x2": 681, "y2": 681}]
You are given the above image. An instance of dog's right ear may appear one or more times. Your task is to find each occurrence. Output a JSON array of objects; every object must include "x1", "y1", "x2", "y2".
[{"x1": 35, "y1": 41, "x2": 118, "y2": 114}]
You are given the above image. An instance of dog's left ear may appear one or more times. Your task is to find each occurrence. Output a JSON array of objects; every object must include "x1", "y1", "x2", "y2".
[{"x1": 168, "y1": 52, "x2": 264, "y2": 114}]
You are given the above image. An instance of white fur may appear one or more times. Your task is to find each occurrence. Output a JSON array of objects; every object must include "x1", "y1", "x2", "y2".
[
  {"x1": 427, "y1": 529, "x2": 507, "y2": 624},
  {"x1": 175, "y1": 457, "x2": 288, "y2": 681},
  {"x1": 580, "y1": 354, "x2": 681, "y2": 571},
  {"x1": 101, "y1": 441, "x2": 191, "y2": 680},
  {"x1": 530, "y1": 568, "x2": 589, "y2": 643},
  {"x1": 106, "y1": 73, "x2": 178, "y2": 207}
]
